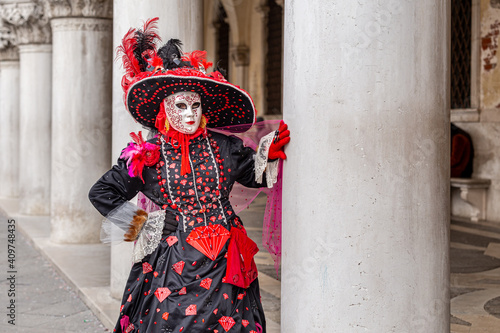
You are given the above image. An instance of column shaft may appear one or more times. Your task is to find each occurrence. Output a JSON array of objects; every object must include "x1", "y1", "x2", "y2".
[
  {"x1": 110, "y1": 0, "x2": 203, "y2": 298},
  {"x1": 112, "y1": 0, "x2": 203, "y2": 158},
  {"x1": 50, "y1": 17, "x2": 112, "y2": 243},
  {"x1": 18, "y1": 45, "x2": 52, "y2": 214},
  {"x1": 281, "y1": 1, "x2": 450, "y2": 332},
  {"x1": 0, "y1": 60, "x2": 20, "y2": 198}
]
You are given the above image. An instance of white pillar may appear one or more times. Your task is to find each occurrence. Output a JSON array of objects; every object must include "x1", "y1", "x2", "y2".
[
  {"x1": 110, "y1": 0, "x2": 203, "y2": 298},
  {"x1": 0, "y1": 1, "x2": 53, "y2": 214},
  {"x1": 47, "y1": 5, "x2": 113, "y2": 243},
  {"x1": 0, "y1": 57, "x2": 19, "y2": 198},
  {"x1": 282, "y1": 1, "x2": 449, "y2": 332},
  {"x1": 17, "y1": 45, "x2": 52, "y2": 214},
  {"x1": 112, "y1": 0, "x2": 203, "y2": 158}
]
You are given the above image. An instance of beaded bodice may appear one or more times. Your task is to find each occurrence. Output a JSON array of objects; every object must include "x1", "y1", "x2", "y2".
[
  {"x1": 158, "y1": 133, "x2": 231, "y2": 231},
  {"x1": 130, "y1": 131, "x2": 261, "y2": 232},
  {"x1": 89, "y1": 130, "x2": 264, "y2": 233}
]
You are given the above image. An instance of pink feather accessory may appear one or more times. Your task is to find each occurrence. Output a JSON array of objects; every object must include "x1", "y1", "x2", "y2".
[{"x1": 120, "y1": 131, "x2": 160, "y2": 183}]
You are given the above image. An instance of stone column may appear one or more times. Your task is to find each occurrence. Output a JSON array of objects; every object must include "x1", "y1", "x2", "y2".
[
  {"x1": 110, "y1": 0, "x2": 203, "y2": 298},
  {"x1": 43, "y1": 0, "x2": 113, "y2": 243},
  {"x1": 112, "y1": 0, "x2": 203, "y2": 158},
  {"x1": 1, "y1": 0, "x2": 52, "y2": 214},
  {"x1": 282, "y1": 1, "x2": 449, "y2": 332},
  {"x1": 0, "y1": 30, "x2": 19, "y2": 198}
]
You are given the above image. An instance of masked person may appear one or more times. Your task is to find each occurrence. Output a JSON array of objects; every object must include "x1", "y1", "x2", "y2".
[{"x1": 88, "y1": 18, "x2": 289, "y2": 333}]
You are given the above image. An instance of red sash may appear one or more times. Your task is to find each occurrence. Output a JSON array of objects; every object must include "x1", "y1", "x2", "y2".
[{"x1": 225, "y1": 226, "x2": 259, "y2": 289}]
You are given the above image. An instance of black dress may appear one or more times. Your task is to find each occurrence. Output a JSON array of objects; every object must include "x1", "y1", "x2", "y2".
[{"x1": 89, "y1": 131, "x2": 267, "y2": 333}]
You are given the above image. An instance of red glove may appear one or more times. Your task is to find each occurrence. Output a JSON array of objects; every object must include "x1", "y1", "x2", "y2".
[{"x1": 268, "y1": 121, "x2": 290, "y2": 160}]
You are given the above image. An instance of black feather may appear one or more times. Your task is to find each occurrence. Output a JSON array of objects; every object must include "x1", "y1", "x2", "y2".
[
  {"x1": 133, "y1": 18, "x2": 161, "y2": 72},
  {"x1": 133, "y1": 32, "x2": 156, "y2": 71},
  {"x1": 215, "y1": 61, "x2": 227, "y2": 78},
  {"x1": 158, "y1": 39, "x2": 183, "y2": 70}
]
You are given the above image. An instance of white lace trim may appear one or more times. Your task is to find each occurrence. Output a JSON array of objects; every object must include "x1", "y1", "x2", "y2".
[
  {"x1": 132, "y1": 210, "x2": 165, "y2": 263},
  {"x1": 266, "y1": 160, "x2": 279, "y2": 187},
  {"x1": 255, "y1": 131, "x2": 279, "y2": 188}
]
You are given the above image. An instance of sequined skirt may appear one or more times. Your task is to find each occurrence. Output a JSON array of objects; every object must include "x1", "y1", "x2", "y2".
[{"x1": 114, "y1": 228, "x2": 266, "y2": 333}]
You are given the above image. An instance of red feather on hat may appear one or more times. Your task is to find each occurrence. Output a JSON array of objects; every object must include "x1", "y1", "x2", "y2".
[
  {"x1": 117, "y1": 17, "x2": 161, "y2": 92},
  {"x1": 182, "y1": 50, "x2": 213, "y2": 71},
  {"x1": 116, "y1": 28, "x2": 140, "y2": 77}
]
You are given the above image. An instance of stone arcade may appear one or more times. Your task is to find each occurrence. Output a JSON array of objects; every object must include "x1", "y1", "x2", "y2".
[{"x1": 1, "y1": 0, "x2": 500, "y2": 332}]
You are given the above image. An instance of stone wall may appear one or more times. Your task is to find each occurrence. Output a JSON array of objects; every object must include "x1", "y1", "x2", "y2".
[{"x1": 453, "y1": 0, "x2": 500, "y2": 222}]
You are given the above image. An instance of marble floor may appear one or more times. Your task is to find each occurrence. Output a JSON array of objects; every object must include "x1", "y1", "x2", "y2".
[{"x1": 450, "y1": 217, "x2": 500, "y2": 333}]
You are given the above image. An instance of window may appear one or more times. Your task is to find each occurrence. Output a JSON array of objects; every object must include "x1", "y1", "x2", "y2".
[
  {"x1": 216, "y1": 3, "x2": 230, "y2": 78},
  {"x1": 451, "y1": 0, "x2": 472, "y2": 109},
  {"x1": 265, "y1": 0, "x2": 283, "y2": 115}
]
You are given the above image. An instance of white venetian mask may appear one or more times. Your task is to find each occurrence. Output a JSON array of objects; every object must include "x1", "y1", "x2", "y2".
[{"x1": 163, "y1": 91, "x2": 202, "y2": 134}]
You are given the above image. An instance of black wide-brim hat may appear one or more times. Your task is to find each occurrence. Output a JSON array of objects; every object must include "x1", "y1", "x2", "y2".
[{"x1": 126, "y1": 67, "x2": 256, "y2": 133}]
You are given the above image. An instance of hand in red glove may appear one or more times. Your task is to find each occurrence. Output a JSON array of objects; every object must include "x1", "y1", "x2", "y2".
[{"x1": 268, "y1": 120, "x2": 291, "y2": 160}]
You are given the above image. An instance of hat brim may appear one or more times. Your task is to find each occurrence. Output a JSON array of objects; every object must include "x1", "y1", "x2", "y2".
[{"x1": 126, "y1": 70, "x2": 256, "y2": 133}]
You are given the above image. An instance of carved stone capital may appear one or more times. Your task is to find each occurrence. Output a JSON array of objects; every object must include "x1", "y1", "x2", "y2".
[
  {"x1": 0, "y1": 1, "x2": 38, "y2": 26},
  {"x1": 0, "y1": 47, "x2": 18, "y2": 60},
  {"x1": 0, "y1": 48, "x2": 18, "y2": 60},
  {"x1": 0, "y1": 23, "x2": 14, "y2": 46},
  {"x1": 231, "y1": 44, "x2": 250, "y2": 66},
  {"x1": 0, "y1": 23, "x2": 18, "y2": 60},
  {"x1": 0, "y1": 1, "x2": 51, "y2": 44},
  {"x1": 41, "y1": 0, "x2": 112, "y2": 19}
]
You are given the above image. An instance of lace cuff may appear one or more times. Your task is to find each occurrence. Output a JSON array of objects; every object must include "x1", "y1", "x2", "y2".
[
  {"x1": 255, "y1": 131, "x2": 279, "y2": 188},
  {"x1": 132, "y1": 210, "x2": 165, "y2": 263}
]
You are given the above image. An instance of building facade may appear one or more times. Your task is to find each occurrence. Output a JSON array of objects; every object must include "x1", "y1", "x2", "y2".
[{"x1": 0, "y1": 0, "x2": 494, "y2": 331}]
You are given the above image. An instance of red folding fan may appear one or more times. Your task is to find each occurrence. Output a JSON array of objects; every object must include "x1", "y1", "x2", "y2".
[{"x1": 186, "y1": 224, "x2": 230, "y2": 260}]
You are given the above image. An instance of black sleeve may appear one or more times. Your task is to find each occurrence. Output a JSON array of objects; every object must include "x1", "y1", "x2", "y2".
[
  {"x1": 226, "y1": 135, "x2": 268, "y2": 189},
  {"x1": 88, "y1": 156, "x2": 145, "y2": 217}
]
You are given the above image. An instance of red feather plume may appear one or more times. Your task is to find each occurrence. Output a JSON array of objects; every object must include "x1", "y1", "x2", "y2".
[
  {"x1": 150, "y1": 55, "x2": 163, "y2": 68},
  {"x1": 116, "y1": 27, "x2": 140, "y2": 77},
  {"x1": 182, "y1": 50, "x2": 213, "y2": 71},
  {"x1": 141, "y1": 17, "x2": 160, "y2": 39},
  {"x1": 116, "y1": 17, "x2": 162, "y2": 93}
]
